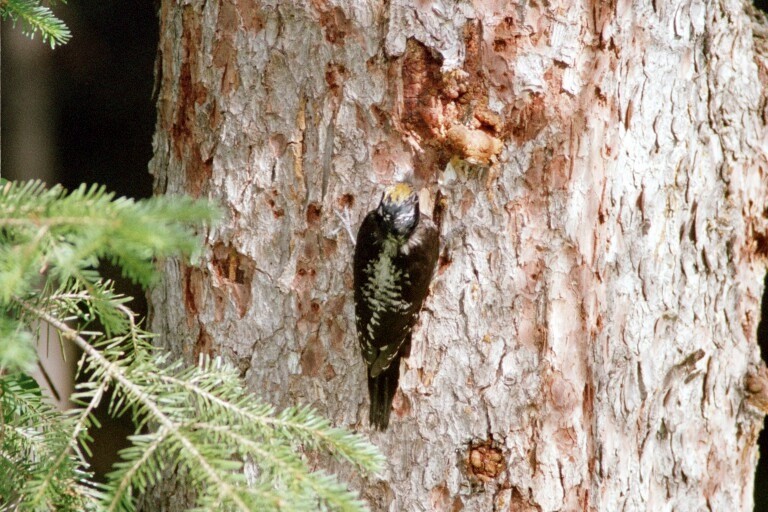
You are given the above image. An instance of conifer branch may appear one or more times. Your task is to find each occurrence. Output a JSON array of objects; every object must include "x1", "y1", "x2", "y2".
[
  {"x1": 1, "y1": 182, "x2": 381, "y2": 510},
  {"x1": 0, "y1": 0, "x2": 71, "y2": 47},
  {"x1": 26, "y1": 380, "x2": 108, "y2": 509},
  {"x1": 18, "y1": 300, "x2": 256, "y2": 511}
]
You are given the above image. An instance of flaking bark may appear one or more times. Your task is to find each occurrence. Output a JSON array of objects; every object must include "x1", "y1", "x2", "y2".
[{"x1": 148, "y1": 1, "x2": 768, "y2": 510}]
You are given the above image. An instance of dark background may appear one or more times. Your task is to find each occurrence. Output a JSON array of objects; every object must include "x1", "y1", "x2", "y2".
[
  {"x1": 3, "y1": 0, "x2": 768, "y2": 506},
  {"x1": 756, "y1": 3, "x2": 768, "y2": 510}
]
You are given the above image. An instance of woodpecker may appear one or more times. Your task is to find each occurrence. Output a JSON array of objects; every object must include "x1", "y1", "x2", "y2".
[{"x1": 353, "y1": 182, "x2": 439, "y2": 430}]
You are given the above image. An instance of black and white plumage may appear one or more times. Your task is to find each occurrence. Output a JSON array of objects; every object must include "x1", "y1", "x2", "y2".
[{"x1": 353, "y1": 182, "x2": 439, "y2": 430}]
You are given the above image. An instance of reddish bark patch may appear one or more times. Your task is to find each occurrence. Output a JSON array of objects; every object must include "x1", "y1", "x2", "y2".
[
  {"x1": 187, "y1": 152, "x2": 213, "y2": 198},
  {"x1": 491, "y1": 15, "x2": 521, "y2": 59},
  {"x1": 300, "y1": 334, "x2": 326, "y2": 377},
  {"x1": 401, "y1": 39, "x2": 444, "y2": 140},
  {"x1": 354, "y1": 103, "x2": 373, "y2": 134},
  {"x1": 209, "y1": 100, "x2": 222, "y2": 131},
  {"x1": 548, "y1": 373, "x2": 578, "y2": 413},
  {"x1": 338, "y1": 193, "x2": 355, "y2": 209},
  {"x1": 508, "y1": 93, "x2": 548, "y2": 144},
  {"x1": 752, "y1": 229, "x2": 768, "y2": 258},
  {"x1": 758, "y1": 55, "x2": 768, "y2": 125},
  {"x1": 745, "y1": 364, "x2": 768, "y2": 414},
  {"x1": 182, "y1": 265, "x2": 202, "y2": 319},
  {"x1": 309, "y1": 300, "x2": 322, "y2": 322},
  {"x1": 327, "y1": 316, "x2": 346, "y2": 352},
  {"x1": 321, "y1": 295, "x2": 347, "y2": 352},
  {"x1": 293, "y1": 231, "x2": 328, "y2": 351},
  {"x1": 238, "y1": 0, "x2": 265, "y2": 32},
  {"x1": 369, "y1": 103, "x2": 390, "y2": 127},
  {"x1": 489, "y1": 16, "x2": 521, "y2": 74},
  {"x1": 582, "y1": 379, "x2": 595, "y2": 420},
  {"x1": 293, "y1": 241, "x2": 318, "y2": 297},
  {"x1": 313, "y1": 4, "x2": 351, "y2": 45},
  {"x1": 213, "y1": 0, "x2": 263, "y2": 93},
  {"x1": 437, "y1": 247, "x2": 452, "y2": 274},
  {"x1": 212, "y1": 286, "x2": 226, "y2": 322},
  {"x1": 431, "y1": 188, "x2": 446, "y2": 228},
  {"x1": 294, "y1": 266, "x2": 317, "y2": 292},
  {"x1": 459, "y1": 187, "x2": 476, "y2": 217},
  {"x1": 193, "y1": 327, "x2": 215, "y2": 361},
  {"x1": 212, "y1": 37, "x2": 239, "y2": 95},
  {"x1": 741, "y1": 193, "x2": 768, "y2": 264},
  {"x1": 508, "y1": 487, "x2": 542, "y2": 512},
  {"x1": 306, "y1": 202, "x2": 322, "y2": 227},
  {"x1": 265, "y1": 192, "x2": 285, "y2": 218},
  {"x1": 173, "y1": 8, "x2": 205, "y2": 151},
  {"x1": 525, "y1": 146, "x2": 570, "y2": 194},
  {"x1": 323, "y1": 363, "x2": 336, "y2": 381},
  {"x1": 323, "y1": 293, "x2": 347, "y2": 317},
  {"x1": 392, "y1": 388, "x2": 412, "y2": 419},
  {"x1": 466, "y1": 440, "x2": 507, "y2": 483},
  {"x1": 322, "y1": 237, "x2": 338, "y2": 258},
  {"x1": 168, "y1": 7, "x2": 217, "y2": 197},
  {"x1": 429, "y1": 483, "x2": 464, "y2": 511},
  {"x1": 211, "y1": 242, "x2": 255, "y2": 318},
  {"x1": 269, "y1": 133, "x2": 288, "y2": 157},
  {"x1": 212, "y1": 2, "x2": 240, "y2": 95},
  {"x1": 216, "y1": 0, "x2": 238, "y2": 29},
  {"x1": 325, "y1": 62, "x2": 347, "y2": 97},
  {"x1": 397, "y1": 29, "x2": 503, "y2": 175},
  {"x1": 371, "y1": 141, "x2": 403, "y2": 180}
]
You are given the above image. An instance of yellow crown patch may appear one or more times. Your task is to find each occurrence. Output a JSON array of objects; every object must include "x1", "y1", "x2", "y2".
[{"x1": 384, "y1": 183, "x2": 414, "y2": 204}]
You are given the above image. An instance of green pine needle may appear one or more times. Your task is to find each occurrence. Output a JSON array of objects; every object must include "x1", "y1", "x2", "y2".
[
  {"x1": 0, "y1": 0, "x2": 71, "y2": 48},
  {"x1": 1, "y1": 181, "x2": 382, "y2": 511}
]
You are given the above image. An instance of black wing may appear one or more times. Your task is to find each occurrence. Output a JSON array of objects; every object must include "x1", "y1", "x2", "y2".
[
  {"x1": 353, "y1": 210, "x2": 384, "y2": 364},
  {"x1": 396, "y1": 215, "x2": 439, "y2": 324},
  {"x1": 354, "y1": 211, "x2": 439, "y2": 429},
  {"x1": 353, "y1": 212, "x2": 439, "y2": 372}
]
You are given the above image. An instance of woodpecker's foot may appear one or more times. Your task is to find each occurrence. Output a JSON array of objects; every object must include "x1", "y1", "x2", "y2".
[{"x1": 334, "y1": 206, "x2": 356, "y2": 245}]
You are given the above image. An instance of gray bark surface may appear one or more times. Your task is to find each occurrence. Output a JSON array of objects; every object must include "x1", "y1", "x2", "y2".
[{"x1": 149, "y1": 1, "x2": 768, "y2": 510}]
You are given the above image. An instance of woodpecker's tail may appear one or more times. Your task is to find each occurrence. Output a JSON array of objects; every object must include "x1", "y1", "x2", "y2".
[{"x1": 368, "y1": 362, "x2": 400, "y2": 430}]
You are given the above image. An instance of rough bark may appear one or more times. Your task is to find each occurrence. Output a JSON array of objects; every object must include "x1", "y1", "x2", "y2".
[{"x1": 149, "y1": 0, "x2": 768, "y2": 510}]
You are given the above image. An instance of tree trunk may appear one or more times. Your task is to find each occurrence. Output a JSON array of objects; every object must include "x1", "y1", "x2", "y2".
[{"x1": 149, "y1": 0, "x2": 768, "y2": 510}]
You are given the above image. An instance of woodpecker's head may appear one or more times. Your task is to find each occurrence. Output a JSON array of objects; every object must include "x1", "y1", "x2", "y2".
[{"x1": 377, "y1": 182, "x2": 420, "y2": 237}]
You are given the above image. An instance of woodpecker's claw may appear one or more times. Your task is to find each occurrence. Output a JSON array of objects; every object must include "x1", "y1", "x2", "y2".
[{"x1": 334, "y1": 206, "x2": 356, "y2": 245}]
